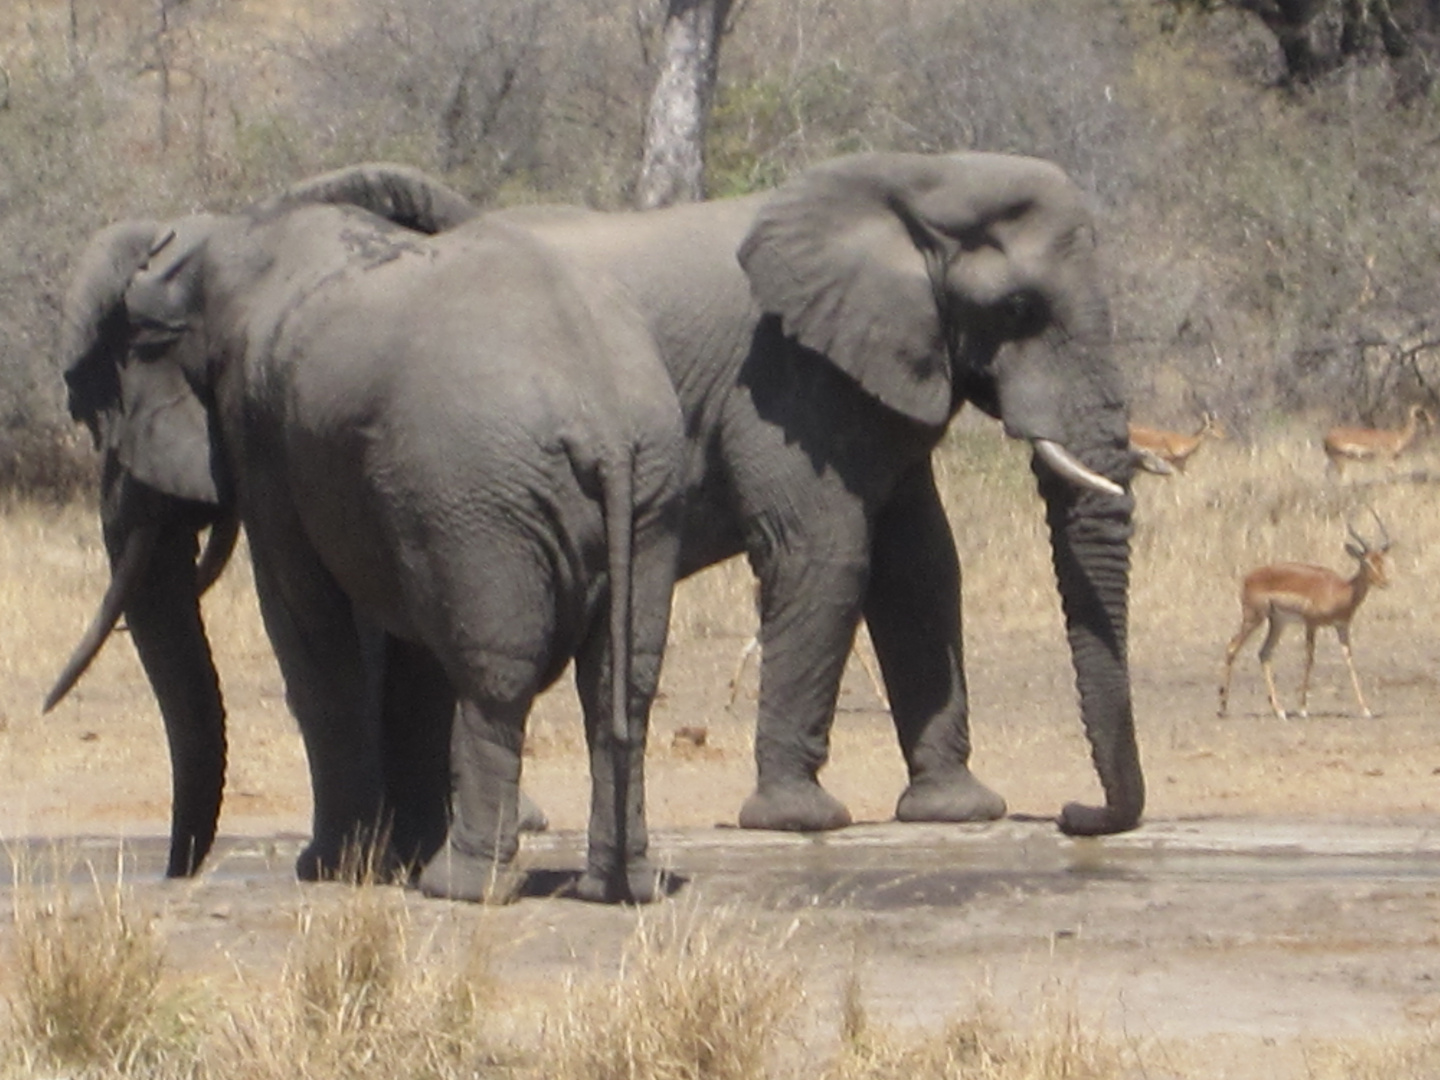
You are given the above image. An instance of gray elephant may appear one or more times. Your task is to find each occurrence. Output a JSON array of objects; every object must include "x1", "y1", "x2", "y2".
[
  {"x1": 48, "y1": 166, "x2": 684, "y2": 902},
  {"x1": 490, "y1": 151, "x2": 1143, "y2": 836}
]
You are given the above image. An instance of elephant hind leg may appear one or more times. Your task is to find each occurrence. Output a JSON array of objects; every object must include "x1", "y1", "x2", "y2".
[
  {"x1": 419, "y1": 693, "x2": 532, "y2": 904},
  {"x1": 571, "y1": 627, "x2": 660, "y2": 904}
]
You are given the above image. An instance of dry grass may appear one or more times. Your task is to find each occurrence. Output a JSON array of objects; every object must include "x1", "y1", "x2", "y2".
[
  {"x1": 205, "y1": 883, "x2": 515, "y2": 1080},
  {"x1": 2, "y1": 848, "x2": 180, "y2": 1077},
  {"x1": 824, "y1": 981, "x2": 1132, "y2": 1080},
  {"x1": 543, "y1": 900, "x2": 803, "y2": 1080}
]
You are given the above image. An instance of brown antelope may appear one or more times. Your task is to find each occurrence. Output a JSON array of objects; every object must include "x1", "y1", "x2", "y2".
[
  {"x1": 1322, "y1": 403, "x2": 1432, "y2": 475},
  {"x1": 1217, "y1": 516, "x2": 1392, "y2": 720},
  {"x1": 1128, "y1": 412, "x2": 1225, "y2": 474}
]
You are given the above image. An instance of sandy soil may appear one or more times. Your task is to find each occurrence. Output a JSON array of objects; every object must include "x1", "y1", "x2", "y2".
[{"x1": 5, "y1": 552, "x2": 1440, "y2": 1077}]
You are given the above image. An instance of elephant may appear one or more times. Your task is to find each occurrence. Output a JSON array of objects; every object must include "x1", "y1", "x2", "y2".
[
  {"x1": 47, "y1": 165, "x2": 685, "y2": 902},
  {"x1": 486, "y1": 151, "x2": 1144, "y2": 836}
]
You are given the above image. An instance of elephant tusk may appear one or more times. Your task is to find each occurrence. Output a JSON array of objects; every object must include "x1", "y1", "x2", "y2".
[
  {"x1": 1131, "y1": 445, "x2": 1174, "y2": 476},
  {"x1": 195, "y1": 512, "x2": 240, "y2": 596},
  {"x1": 43, "y1": 523, "x2": 160, "y2": 712},
  {"x1": 1033, "y1": 439, "x2": 1125, "y2": 498}
]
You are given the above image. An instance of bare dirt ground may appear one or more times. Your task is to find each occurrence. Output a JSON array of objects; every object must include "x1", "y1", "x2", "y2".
[{"x1": 5, "y1": 535, "x2": 1440, "y2": 1076}]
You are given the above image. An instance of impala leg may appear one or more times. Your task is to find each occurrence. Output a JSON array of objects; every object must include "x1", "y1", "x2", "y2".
[
  {"x1": 1297, "y1": 624, "x2": 1317, "y2": 719},
  {"x1": 727, "y1": 634, "x2": 760, "y2": 707},
  {"x1": 1257, "y1": 617, "x2": 1288, "y2": 720},
  {"x1": 1219, "y1": 609, "x2": 1264, "y2": 717},
  {"x1": 1336, "y1": 624, "x2": 1373, "y2": 718}
]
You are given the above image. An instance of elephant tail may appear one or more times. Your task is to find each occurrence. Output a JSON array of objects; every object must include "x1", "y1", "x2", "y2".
[{"x1": 601, "y1": 451, "x2": 637, "y2": 746}]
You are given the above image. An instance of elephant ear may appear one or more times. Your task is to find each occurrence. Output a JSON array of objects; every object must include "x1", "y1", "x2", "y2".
[
  {"x1": 61, "y1": 220, "x2": 164, "y2": 447},
  {"x1": 263, "y1": 162, "x2": 477, "y2": 234},
  {"x1": 737, "y1": 152, "x2": 1084, "y2": 427},
  {"x1": 738, "y1": 154, "x2": 957, "y2": 426},
  {"x1": 117, "y1": 223, "x2": 227, "y2": 506},
  {"x1": 116, "y1": 355, "x2": 224, "y2": 505}
]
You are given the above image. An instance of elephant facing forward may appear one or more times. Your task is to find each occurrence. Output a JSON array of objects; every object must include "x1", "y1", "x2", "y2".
[
  {"x1": 493, "y1": 151, "x2": 1144, "y2": 836},
  {"x1": 50, "y1": 169, "x2": 684, "y2": 902}
]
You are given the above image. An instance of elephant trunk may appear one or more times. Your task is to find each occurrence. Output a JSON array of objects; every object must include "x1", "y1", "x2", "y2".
[
  {"x1": 123, "y1": 518, "x2": 229, "y2": 877},
  {"x1": 1036, "y1": 466, "x2": 1144, "y2": 836}
]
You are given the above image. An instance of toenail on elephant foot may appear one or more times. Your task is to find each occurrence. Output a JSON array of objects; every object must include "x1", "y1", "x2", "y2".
[
  {"x1": 575, "y1": 861, "x2": 661, "y2": 904},
  {"x1": 738, "y1": 782, "x2": 852, "y2": 832},
  {"x1": 895, "y1": 772, "x2": 1007, "y2": 824},
  {"x1": 417, "y1": 853, "x2": 524, "y2": 904}
]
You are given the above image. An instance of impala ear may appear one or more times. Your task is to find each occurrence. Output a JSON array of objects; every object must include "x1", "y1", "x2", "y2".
[{"x1": 737, "y1": 155, "x2": 953, "y2": 426}]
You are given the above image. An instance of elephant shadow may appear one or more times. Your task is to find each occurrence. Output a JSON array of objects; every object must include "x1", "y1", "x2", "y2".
[{"x1": 515, "y1": 867, "x2": 690, "y2": 902}]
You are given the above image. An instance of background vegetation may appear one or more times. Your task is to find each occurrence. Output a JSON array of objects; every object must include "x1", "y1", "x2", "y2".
[{"x1": 2, "y1": 0, "x2": 1440, "y2": 495}]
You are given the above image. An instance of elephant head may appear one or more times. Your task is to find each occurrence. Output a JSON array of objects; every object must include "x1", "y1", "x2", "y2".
[
  {"x1": 47, "y1": 165, "x2": 478, "y2": 876},
  {"x1": 738, "y1": 152, "x2": 1141, "y2": 835}
]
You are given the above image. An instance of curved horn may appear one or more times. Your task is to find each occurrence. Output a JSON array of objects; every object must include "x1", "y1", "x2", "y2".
[
  {"x1": 44, "y1": 523, "x2": 161, "y2": 712},
  {"x1": 194, "y1": 512, "x2": 240, "y2": 596},
  {"x1": 264, "y1": 163, "x2": 477, "y2": 234},
  {"x1": 1033, "y1": 439, "x2": 1125, "y2": 498}
]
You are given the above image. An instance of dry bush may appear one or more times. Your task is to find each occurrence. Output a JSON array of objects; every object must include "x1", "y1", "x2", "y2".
[
  {"x1": 543, "y1": 900, "x2": 803, "y2": 1080},
  {"x1": 1, "y1": 848, "x2": 185, "y2": 1077}
]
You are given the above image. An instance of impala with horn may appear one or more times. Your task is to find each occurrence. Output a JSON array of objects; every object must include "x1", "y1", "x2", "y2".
[{"x1": 1218, "y1": 514, "x2": 1392, "y2": 721}]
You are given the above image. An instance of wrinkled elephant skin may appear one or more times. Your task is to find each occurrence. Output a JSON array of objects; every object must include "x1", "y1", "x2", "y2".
[
  {"x1": 490, "y1": 151, "x2": 1144, "y2": 836},
  {"x1": 51, "y1": 167, "x2": 684, "y2": 900}
]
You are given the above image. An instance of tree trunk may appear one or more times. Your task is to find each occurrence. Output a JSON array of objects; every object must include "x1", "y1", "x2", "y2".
[{"x1": 635, "y1": 0, "x2": 732, "y2": 210}]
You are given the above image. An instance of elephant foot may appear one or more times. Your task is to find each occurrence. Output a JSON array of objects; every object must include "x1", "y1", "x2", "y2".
[
  {"x1": 575, "y1": 859, "x2": 661, "y2": 905},
  {"x1": 738, "y1": 781, "x2": 852, "y2": 832},
  {"x1": 895, "y1": 770, "x2": 1007, "y2": 824},
  {"x1": 417, "y1": 850, "x2": 524, "y2": 904},
  {"x1": 296, "y1": 838, "x2": 404, "y2": 884},
  {"x1": 517, "y1": 789, "x2": 549, "y2": 833}
]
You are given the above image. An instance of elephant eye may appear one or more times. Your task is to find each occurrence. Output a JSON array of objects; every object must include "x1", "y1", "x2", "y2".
[{"x1": 995, "y1": 290, "x2": 1048, "y2": 340}]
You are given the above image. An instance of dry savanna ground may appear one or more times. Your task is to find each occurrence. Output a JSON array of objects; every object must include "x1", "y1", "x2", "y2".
[{"x1": 4, "y1": 415, "x2": 1440, "y2": 1079}]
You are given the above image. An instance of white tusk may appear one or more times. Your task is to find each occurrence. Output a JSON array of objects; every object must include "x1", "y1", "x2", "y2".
[
  {"x1": 1131, "y1": 444, "x2": 1174, "y2": 476},
  {"x1": 1033, "y1": 439, "x2": 1125, "y2": 497}
]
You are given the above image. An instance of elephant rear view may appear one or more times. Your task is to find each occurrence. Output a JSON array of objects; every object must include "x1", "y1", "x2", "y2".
[{"x1": 51, "y1": 174, "x2": 684, "y2": 902}]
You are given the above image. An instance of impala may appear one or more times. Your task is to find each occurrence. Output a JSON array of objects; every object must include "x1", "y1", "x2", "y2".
[
  {"x1": 1218, "y1": 517, "x2": 1391, "y2": 720},
  {"x1": 1128, "y1": 412, "x2": 1225, "y2": 474},
  {"x1": 1322, "y1": 403, "x2": 1432, "y2": 475}
]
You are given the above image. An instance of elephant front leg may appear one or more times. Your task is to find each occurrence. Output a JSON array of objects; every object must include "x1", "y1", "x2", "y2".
[
  {"x1": 250, "y1": 551, "x2": 392, "y2": 881},
  {"x1": 866, "y1": 464, "x2": 1006, "y2": 824},
  {"x1": 418, "y1": 698, "x2": 527, "y2": 904},
  {"x1": 737, "y1": 554, "x2": 864, "y2": 832}
]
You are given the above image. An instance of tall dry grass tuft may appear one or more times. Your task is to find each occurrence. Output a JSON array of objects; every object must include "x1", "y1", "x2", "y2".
[
  {"x1": 825, "y1": 982, "x2": 1130, "y2": 1080},
  {"x1": 544, "y1": 900, "x2": 803, "y2": 1080},
  {"x1": 209, "y1": 881, "x2": 512, "y2": 1080},
  {"x1": 1, "y1": 848, "x2": 185, "y2": 1077}
]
